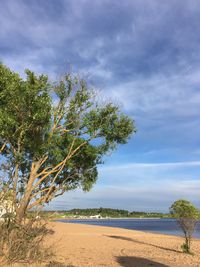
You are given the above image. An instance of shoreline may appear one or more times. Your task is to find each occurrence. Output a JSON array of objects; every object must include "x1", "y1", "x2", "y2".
[
  {"x1": 55, "y1": 220, "x2": 200, "y2": 241},
  {"x1": 54, "y1": 216, "x2": 170, "y2": 220}
]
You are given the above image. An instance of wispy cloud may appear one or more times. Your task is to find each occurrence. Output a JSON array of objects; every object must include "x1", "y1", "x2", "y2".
[
  {"x1": 49, "y1": 178, "x2": 200, "y2": 212},
  {"x1": 100, "y1": 161, "x2": 200, "y2": 171},
  {"x1": 48, "y1": 160, "x2": 200, "y2": 212},
  {"x1": 104, "y1": 67, "x2": 200, "y2": 122}
]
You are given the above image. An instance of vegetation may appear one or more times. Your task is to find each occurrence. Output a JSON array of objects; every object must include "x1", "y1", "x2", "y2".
[
  {"x1": 0, "y1": 218, "x2": 54, "y2": 265},
  {"x1": 0, "y1": 63, "x2": 134, "y2": 264},
  {"x1": 170, "y1": 199, "x2": 200, "y2": 254},
  {"x1": 0, "y1": 63, "x2": 135, "y2": 224},
  {"x1": 38, "y1": 208, "x2": 169, "y2": 219},
  {"x1": 67, "y1": 208, "x2": 129, "y2": 217}
]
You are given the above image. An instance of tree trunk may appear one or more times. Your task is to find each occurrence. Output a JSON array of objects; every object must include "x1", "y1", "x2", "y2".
[
  {"x1": 16, "y1": 161, "x2": 40, "y2": 224},
  {"x1": 16, "y1": 197, "x2": 30, "y2": 224},
  {"x1": 185, "y1": 236, "x2": 190, "y2": 253}
]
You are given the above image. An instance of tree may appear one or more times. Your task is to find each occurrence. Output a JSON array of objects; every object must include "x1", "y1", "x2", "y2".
[
  {"x1": 170, "y1": 199, "x2": 200, "y2": 254},
  {"x1": 0, "y1": 63, "x2": 136, "y2": 223}
]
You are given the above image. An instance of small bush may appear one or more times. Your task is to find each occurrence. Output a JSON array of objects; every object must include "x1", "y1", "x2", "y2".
[{"x1": 181, "y1": 243, "x2": 193, "y2": 255}]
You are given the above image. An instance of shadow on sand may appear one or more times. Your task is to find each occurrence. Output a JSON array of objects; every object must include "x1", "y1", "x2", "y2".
[
  {"x1": 105, "y1": 235, "x2": 181, "y2": 254},
  {"x1": 116, "y1": 256, "x2": 169, "y2": 267}
]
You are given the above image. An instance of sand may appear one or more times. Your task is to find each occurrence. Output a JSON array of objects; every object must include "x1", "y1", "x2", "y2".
[
  {"x1": 42, "y1": 221, "x2": 200, "y2": 267},
  {"x1": 6, "y1": 221, "x2": 200, "y2": 266}
]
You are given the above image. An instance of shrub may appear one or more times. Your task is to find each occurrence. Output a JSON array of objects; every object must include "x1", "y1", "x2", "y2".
[
  {"x1": 0, "y1": 217, "x2": 54, "y2": 265},
  {"x1": 170, "y1": 199, "x2": 200, "y2": 254}
]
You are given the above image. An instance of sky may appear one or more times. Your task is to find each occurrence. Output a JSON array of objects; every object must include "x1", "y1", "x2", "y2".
[{"x1": 1, "y1": 0, "x2": 200, "y2": 212}]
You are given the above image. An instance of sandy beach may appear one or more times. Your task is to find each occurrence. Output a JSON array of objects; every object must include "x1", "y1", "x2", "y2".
[{"x1": 34, "y1": 221, "x2": 200, "y2": 267}]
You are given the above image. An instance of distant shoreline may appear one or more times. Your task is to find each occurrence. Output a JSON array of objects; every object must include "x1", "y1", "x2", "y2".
[{"x1": 54, "y1": 216, "x2": 168, "y2": 220}]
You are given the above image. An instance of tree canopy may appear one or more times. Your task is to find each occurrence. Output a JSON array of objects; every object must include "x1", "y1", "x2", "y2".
[
  {"x1": 0, "y1": 63, "x2": 136, "y2": 221},
  {"x1": 170, "y1": 199, "x2": 199, "y2": 220}
]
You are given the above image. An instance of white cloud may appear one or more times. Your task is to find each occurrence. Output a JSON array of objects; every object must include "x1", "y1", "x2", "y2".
[
  {"x1": 48, "y1": 160, "x2": 200, "y2": 212},
  {"x1": 49, "y1": 178, "x2": 200, "y2": 212},
  {"x1": 97, "y1": 161, "x2": 200, "y2": 186}
]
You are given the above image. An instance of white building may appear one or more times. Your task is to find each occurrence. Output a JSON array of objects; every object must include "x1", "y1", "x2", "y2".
[{"x1": 89, "y1": 214, "x2": 102, "y2": 219}]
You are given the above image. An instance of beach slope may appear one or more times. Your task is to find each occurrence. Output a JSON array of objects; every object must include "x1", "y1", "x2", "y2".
[{"x1": 44, "y1": 221, "x2": 200, "y2": 267}]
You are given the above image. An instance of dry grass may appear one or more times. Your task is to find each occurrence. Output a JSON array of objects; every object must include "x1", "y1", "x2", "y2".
[{"x1": 0, "y1": 217, "x2": 55, "y2": 266}]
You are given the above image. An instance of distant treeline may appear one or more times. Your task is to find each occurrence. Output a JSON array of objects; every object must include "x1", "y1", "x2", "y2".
[
  {"x1": 65, "y1": 208, "x2": 169, "y2": 218},
  {"x1": 39, "y1": 208, "x2": 170, "y2": 218}
]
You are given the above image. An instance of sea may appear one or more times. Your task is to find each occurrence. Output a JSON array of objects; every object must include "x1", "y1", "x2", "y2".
[{"x1": 57, "y1": 218, "x2": 200, "y2": 238}]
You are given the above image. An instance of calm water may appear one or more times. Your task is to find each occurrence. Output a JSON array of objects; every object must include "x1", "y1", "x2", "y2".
[{"x1": 57, "y1": 218, "x2": 200, "y2": 238}]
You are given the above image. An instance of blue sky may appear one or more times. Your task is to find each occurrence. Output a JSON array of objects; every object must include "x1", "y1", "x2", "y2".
[{"x1": 1, "y1": 0, "x2": 200, "y2": 212}]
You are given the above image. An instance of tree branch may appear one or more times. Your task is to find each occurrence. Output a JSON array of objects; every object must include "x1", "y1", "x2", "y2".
[{"x1": 0, "y1": 143, "x2": 6, "y2": 154}]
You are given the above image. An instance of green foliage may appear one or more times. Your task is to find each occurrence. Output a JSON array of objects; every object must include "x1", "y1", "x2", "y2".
[
  {"x1": 0, "y1": 65, "x2": 51, "y2": 160},
  {"x1": 0, "y1": 63, "x2": 136, "y2": 212},
  {"x1": 170, "y1": 199, "x2": 200, "y2": 254},
  {"x1": 59, "y1": 208, "x2": 167, "y2": 218},
  {"x1": 170, "y1": 199, "x2": 200, "y2": 220},
  {"x1": 66, "y1": 208, "x2": 129, "y2": 217}
]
